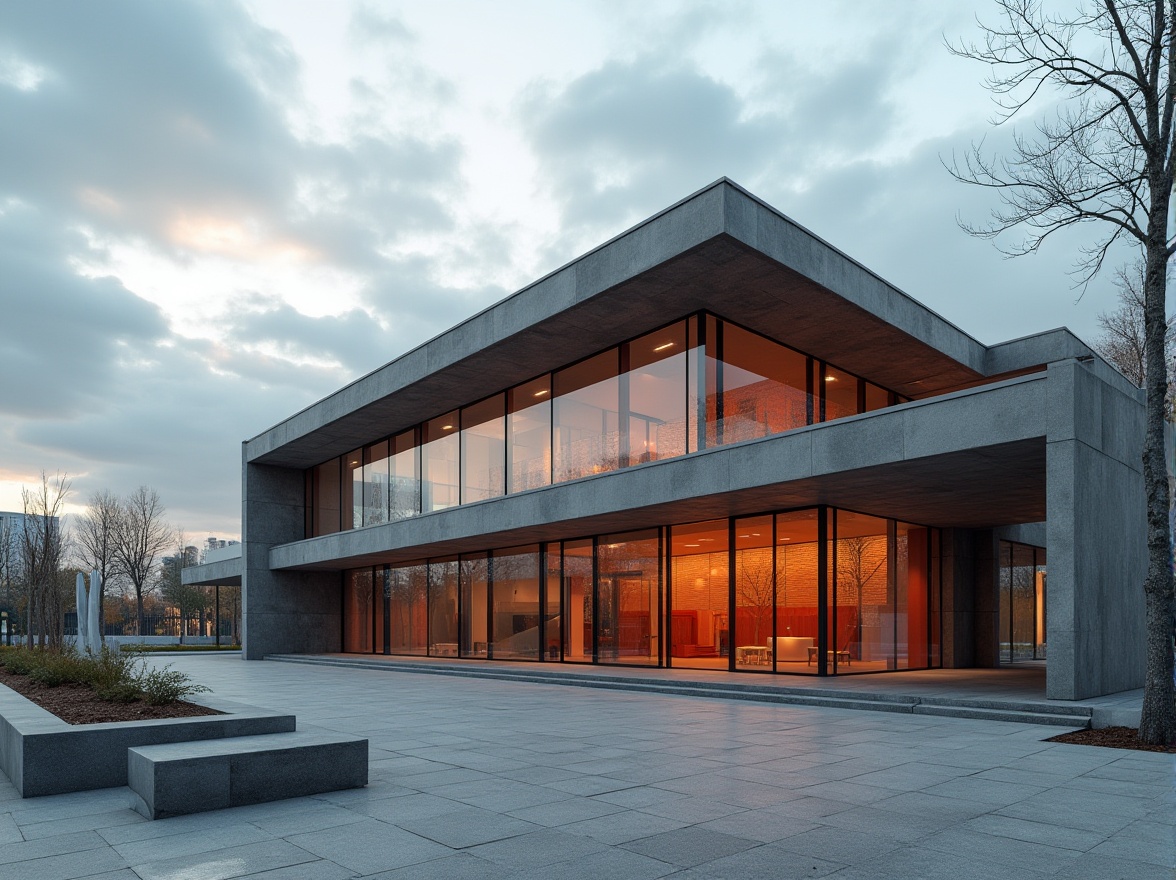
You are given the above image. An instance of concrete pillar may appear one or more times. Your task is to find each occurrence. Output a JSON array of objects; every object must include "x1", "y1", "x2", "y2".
[
  {"x1": 1045, "y1": 360, "x2": 1146, "y2": 699},
  {"x1": 242, "y1": 452, "x2": 342, "y2": 660},
  {"x1": 939, "y1": 529, "x2": 976, "y2": 668}
]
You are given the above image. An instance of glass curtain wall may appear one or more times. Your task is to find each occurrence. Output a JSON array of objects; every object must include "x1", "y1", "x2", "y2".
[
  {"x1": 459, "y1": 553, "x2": 489, "y2": 656},
  {"x1": 669, "y1": 520, "x2": 730, "y2": 669},
  {"x1": 562, "y1": 539, "x2": 593, "y2": 662},
  {"x1": 998, "y1": 541, "x2": 1047, "y2": 662},
  {"x1": 342, "y1": 569, "x2": 373, "y2": 653},
  {"x1": 428, "y1": 557, "x2": 459, "y2": 656},
  {"x1": 490, "y1": 546, "x2": 541, "y2": 659},
  {"x1": 596, "y1": 530, "x2": 661, "y2": 665},
  {"x1": 734, "y1": 516, "x2": 774, "y2": 670},
  {"x1": 775, "y1": 510, "x2": 820, "y2": 674},
  {"x1": 309, "y1": 314, "x2": 907, "y2": 538},
  {"x1": 386, "y1": 563, "x2": 428, "y2": 655}
]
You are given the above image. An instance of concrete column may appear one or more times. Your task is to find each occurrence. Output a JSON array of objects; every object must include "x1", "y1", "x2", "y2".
[
  {"x1": 1045, "y1": 360, "x2": 1146, "y2": 699},
  {"x1": 939, "y1": 529, "x2": 975, "y2": 668},
  {"x1": 242, "y1": 452, "x2": 342, "y2": 660}
]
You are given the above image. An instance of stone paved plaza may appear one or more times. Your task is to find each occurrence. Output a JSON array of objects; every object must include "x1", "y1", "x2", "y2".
[{"x1": 0, "y1": 653, "x2": 1171, "y2": 880}]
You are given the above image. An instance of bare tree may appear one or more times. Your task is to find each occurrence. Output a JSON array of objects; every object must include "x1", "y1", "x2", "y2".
[
  {"x1": 74, "y1": 489, "x2": 122, "y2": 638},
  {"x1": 0, "y1": 516, "x2": 18, "y2": 640},
  {"x1": 113, "y1": 486, "x2": 173, "y2": 637},
  {"x1": 950, "y1": 0, "x2": 1176, "y2": 744},
  {"x1": 20, "y1": 472, "x2": 71, "y2": 648},
  {"x1": 1093, "y1": 262, "x2": 1176, "y2": 415}
]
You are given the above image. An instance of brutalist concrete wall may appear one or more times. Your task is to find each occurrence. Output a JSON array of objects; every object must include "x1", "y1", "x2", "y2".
[
  {"x1": 242, "y1": 454, "x2": 341, "y2": 660},
  {"x1": 939, "y1": 529, "x2": 976, "y2": 668},
  {"x1": 1046, "y1": 359, "x2": 1146, "y2": 700}
]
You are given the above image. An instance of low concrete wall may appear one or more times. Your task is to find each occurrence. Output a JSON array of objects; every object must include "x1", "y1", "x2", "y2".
[{"x1": 0, "y1": 686, "x2": 294, "y2": 797}]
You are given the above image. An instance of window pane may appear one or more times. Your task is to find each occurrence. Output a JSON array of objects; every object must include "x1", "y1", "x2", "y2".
[
  {"x1": 312, "y1": 458, "x2": 341, "y2": 536},
  {"x1": 775, "y1": 510, "x2": 820, "y2": 674},
  {"x1": 490, "y1": 546, "x2": 541, "y2": 660},
  {"x1": 562, "y1": 539, "x2": 593, "y2": 662},
  {"x1": 823, "y1": 365, "x2": 861, "y2": 422},
  {"x1": 1012, "y1": 543, "x2": 1036, "y2": 661},
  {"x1": 389, "y1": 429, "x2": 420, "y2": 521},
  {"x1": 460, "y1": 553, "x2": 488, "y2": 656},
  {"x1": 342, "y1": 448, "x2": 362, "y2": 530},
  {"x1": 553, "y1": 349, "x2": 621, "y2": 481},
  {"x1": 626, "y1": 323, "x2": 687, "y2": 465},
  {"x1": 461, "y1": 395, "x2": 505, "y2": 503},
  {"x1": 422, "y1": 412, "x2": 459, "y2": 512},
  {"x1": 836, "y1": 511, "x2": 889, "y2": 671},
  {"x1": 363, "y1": 440, "x2": 389, "y2": 527},
  {"x1": 670, "y1": 520, "x2": 729, "y2": 670},
  {"x1": 999, "y1": 541, "x2": 1012, "y2": 663},
  {"x1": 428, "y1": 557, "x2": 459, "y2": 656},
  {"x1": 1035, "y1": 550, "x2": 1047, "y2": 659},
  {"x1": 342, "y1": 568, "x2": 373, "y2": 653},
  {"x1": 597, "y1": 529, "x2": 660, "y2": 665},
  {"x1": 734, "y1": 516, "x2": 773, "y2": 670},
  {"x1": 544, "y1": 543, "x2": 561, "y2": 660},
  {"x1": 387, "y1": 563, "x2": 428, "y2": 655},
  {"x1": 864, "y1": 382, "x2": 891, "y2": 413},
  {"x1": 716, "y1": 322, "x2": 810, "y2": 445},
  {"x1": 508, "y1": 376, "x2": 552, "y2": 493}
]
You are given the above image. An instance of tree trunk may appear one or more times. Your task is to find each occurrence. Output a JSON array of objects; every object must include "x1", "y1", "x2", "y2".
[
  {"x1": 135, "y1": 587, "x2": 145, "y2": 638},
  {"x1": 1138, "y1": 204, "x2": 1176, "y2": 744}
]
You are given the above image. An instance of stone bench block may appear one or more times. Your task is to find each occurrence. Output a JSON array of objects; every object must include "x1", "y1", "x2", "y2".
[{"x1": 128, "y1": 730, "x2": 368, "y2": 819}]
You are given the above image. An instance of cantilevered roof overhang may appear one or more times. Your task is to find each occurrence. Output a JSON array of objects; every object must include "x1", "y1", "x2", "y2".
[
  {"x1": 247, "y1": 179, "x2": 1075, "y2": 472},
  {"x1": 269, "y1": 373, "x2": 1048, "y2": 573}
]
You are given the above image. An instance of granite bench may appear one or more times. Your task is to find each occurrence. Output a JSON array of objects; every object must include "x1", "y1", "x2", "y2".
[{"x1": 127, "y1": 729, "x2": 368, "y2": 819}]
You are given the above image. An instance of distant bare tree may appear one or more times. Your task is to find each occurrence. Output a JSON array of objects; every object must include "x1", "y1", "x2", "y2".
[
  {"x1": 74, "y1": 489, "x2": 122, "y2": 636},
  {"x1": 20, "y1": 472, "x2": 71, "y2": 648},
  {"x1": 113, "y1": 486, "x2": 173, "y2": 636},
  {"x1": 0, "y1": 516, "x2": 19, "y2": 640}
]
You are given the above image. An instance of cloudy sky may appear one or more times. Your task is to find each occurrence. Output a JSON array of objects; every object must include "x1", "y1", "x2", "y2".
[{"x1": 0, "y1": 1, "x2": 1129, "y2": 540}]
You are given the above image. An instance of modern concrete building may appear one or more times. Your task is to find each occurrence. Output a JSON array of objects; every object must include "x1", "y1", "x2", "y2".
[{"x1": 185, "y1": 180, "x2": 1146, "y2": 701}]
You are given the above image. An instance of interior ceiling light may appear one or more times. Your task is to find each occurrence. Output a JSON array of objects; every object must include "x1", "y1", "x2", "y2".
[
  {"x1": 442, "y1": 424, "x2": 454, "y2": 430},
  {"x1": 825, "y1": 375, "x2": 837, "y2": 382},
  {"x1": 684, "y1": 543, "x2": 700, "y2": 548},
  {"x1": 533, "y1": 388, "x2": 549, "y2": 397},
  {"x1": 653, "y1": 342, "x2": 675, "y2": 351}
]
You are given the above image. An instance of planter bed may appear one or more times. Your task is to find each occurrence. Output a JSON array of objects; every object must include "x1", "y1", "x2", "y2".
[{"x1": 0, "y1": 683, "x2": 295, "y2": 797}]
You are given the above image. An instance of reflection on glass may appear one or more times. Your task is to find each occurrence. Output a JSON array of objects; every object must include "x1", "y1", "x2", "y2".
[
  {"x1": 343, "y1": 568, "x2": 373, "y2": 652},
  {"x1": 716, "y1": 323, "x2": 810, "y2": 445},
  {"x1": 544, "y1": 543, "x2": 561, "y2": 660},
  {"x1": 734, "y1": 516, "x2": 773, "y2": 670},
  {"x1": 312, "y1": 458, "x2": 341, "y2": 536},
  {"x1": 508, "y1": 376, "x2": 552, "y2": 493},
  {"x1": 342, "y1": 448, "x2": 362, "y2": 530},
  {"x1": 775, "y1": 510, "x2": 820, "y2": 674},
  {"x1": 428, "y1": 557, "x2": 459, "y2": 656},
  {"x1": 626, "y1": 323, "x2": 687, "y2": 465},
  {"x1": 387, "y1": 563, "x2": 428, "y2": 655},
  {"x1": 562, "y1": 540, "x2": 593, "y2": 662},
  {"x1": 461, "y1": 395, "x2": 505, "y2": 503},
  {"x1": 999, "y1": 541, "x2": 1046, "y2": 663},
  {"x1": 363, "y1": 440, "x2": 389, "y2": 527},
  {"x1": 670, "y1": 520, "x2": 729, "y2": 669},
  {"x1": 460, "y1": 553, "x2": 488, "y2": 657},
  {"x1": 490, "y1": 546, "x2": 540, "y2": 660},
  {"x1": 422, "y1": 412, "x2": 459, "y2": 512},
  {"x1": 823, "y1": 365, "x2": 860, "y2": 422},
  {"x1": 389, "y1": 429, "x2": 420, "y2": 521},
  {"x1": 553, "y1": 350, "x2": 620, "y2": 481},
  {"x1": 597, "y1": 530, "x2": 660, "y2": 665},
  {"x1": 835, "y1": 511, "x2": 887, "y2": 672}
]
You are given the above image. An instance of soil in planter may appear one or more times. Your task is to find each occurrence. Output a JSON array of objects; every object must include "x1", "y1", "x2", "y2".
[
  {"x1": 1046, "y1": 725, "x2": 1176, "y2": 754},
  {"x1": 0, "y1": 668, "x2": 220, "y2": 725}
]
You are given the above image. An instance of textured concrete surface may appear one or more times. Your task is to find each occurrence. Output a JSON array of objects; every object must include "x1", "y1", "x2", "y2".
[
  {"x1": 0, "y1": 685, "x2": 294, "y2": 797},
  {"x1": 128, "y1": 731, "x2": 368, "y2": 819},
  {"x1": 0, "y1": 653, "x2": 1168, "y2": 880}
]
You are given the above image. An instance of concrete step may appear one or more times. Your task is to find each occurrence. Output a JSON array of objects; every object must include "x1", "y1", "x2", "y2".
[
  {"x1": 913, "y1": 704, "x2": 1089, "y2": 728},
  {"x1": 128, "y1": 730, "x2": 368, "y2": 820}
]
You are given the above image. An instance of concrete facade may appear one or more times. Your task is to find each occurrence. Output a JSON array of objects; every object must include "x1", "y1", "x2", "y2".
[{"x1": 186, "y1": 179, "x2": 1147, "y2": 700}]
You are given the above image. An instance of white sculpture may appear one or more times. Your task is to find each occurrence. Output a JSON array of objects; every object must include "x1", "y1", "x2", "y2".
[{"x1": 74, "y1": 570, "x2": 104, "y2": 654}]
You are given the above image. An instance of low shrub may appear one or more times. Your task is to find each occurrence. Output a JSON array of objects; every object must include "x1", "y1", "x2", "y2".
[{"x1": 138, "y1": 666, "x2": 210, "y2": 705}]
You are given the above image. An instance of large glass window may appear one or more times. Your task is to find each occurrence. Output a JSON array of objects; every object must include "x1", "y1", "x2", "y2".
[
  {"x1": 625, "y1": 323, "x2": 687, "y2": 465},
  {"x1": 389, "y1": 429, "x2": 420, "y2": 521},
  {"x1": 460, "y1": 553, "x2": 489, "y2": 657},
  {"x1": 999, "y1": 541, "x2": 1046, "y2": 663},
  {"x1": 553, "y1": 349, "x2": 620, "y2": 482},
  {"x1": 834, "y1": 511, "x2": 888, "y2": 672},
  {"x1": 422, "y1": 412, "x2": 459, "y2": 512},
  {"x1": 490, "y1": 546, "x2": 541, "y2": 660},
  {"x1": 562, "y1": 539, "x2": 593, "y2": 662},
  {"x1": 670, "y1": 520, "x2": 729, "y2": 669},
  {"x1": 544, "y1": 542, "x2": 561, "y2": 660},
  {"x1": 775, "y1": 510, "x2": 820, "y2": 674},
  {"x1": 734, "y1": 516, "x2": 773, "y2": 670},
  {"x1": 716, "y1": 323, "x2": 810, "y2": 445},
  {"x1": 387, "y1": 563, "x2": 428, "y2": 655},
  {"x1": 823, "y1": 365, "x2": 861, "y2": 422},
  {"x1": 343, "y1": 568, "x2": 373, "y2": 653},
  {"x1": 461, "y1": 394, "x2": 506, "y2": 503},
  {"x1": 312, "y1": 459, "x2": 341, "y2": 536},
  {"x1": 508, "y1": 376, "x2": 552, "y2": 493},
  {"x1": 341, "y1": 449, "x2": 363, "y2": 530},
  {"x1": 362, "y1": 440, "x2": 389, "y2": 527},
  {"x1": 597, "y1": 530, "x2": 660, "y2": 665},
  {"x1": 428, "y1": 557, "x2": 459, "y2": 656}
]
